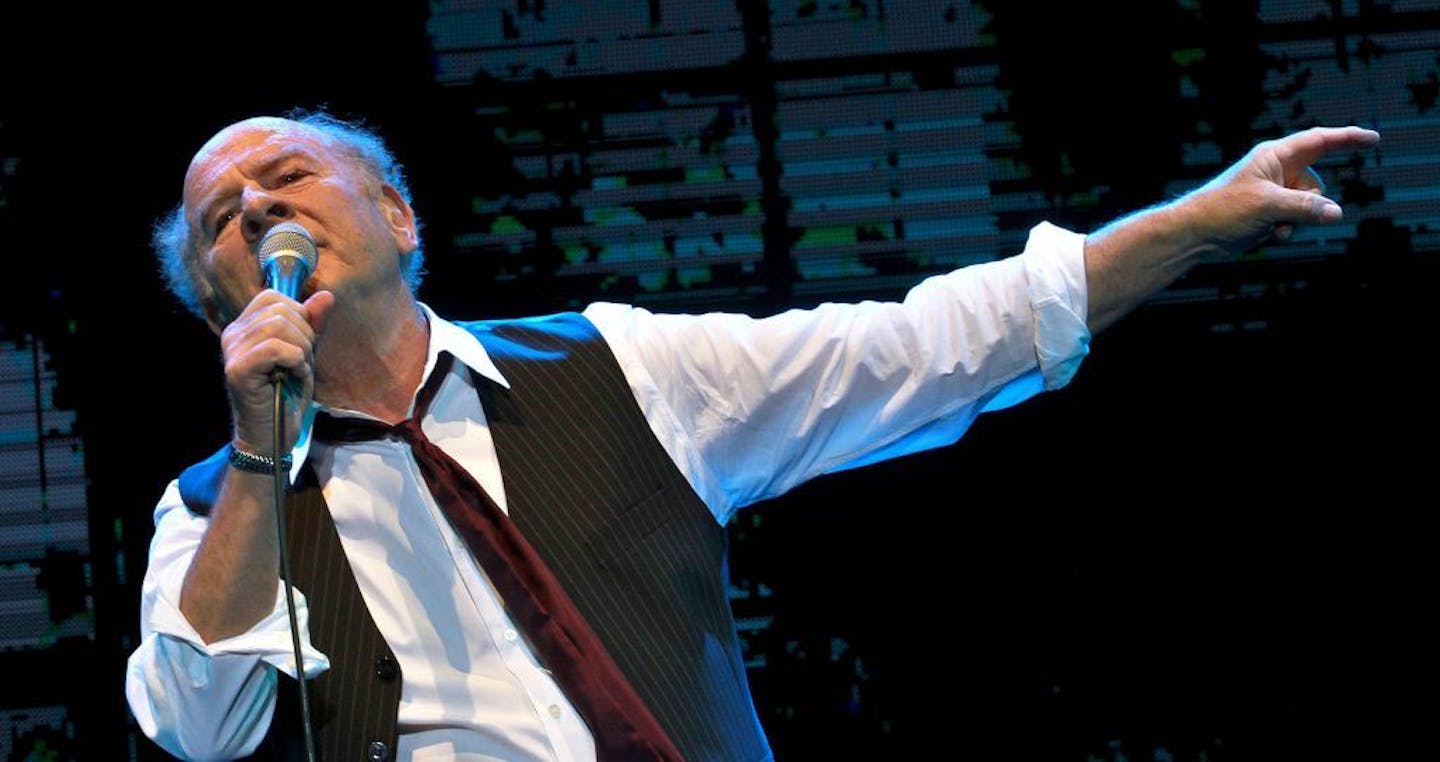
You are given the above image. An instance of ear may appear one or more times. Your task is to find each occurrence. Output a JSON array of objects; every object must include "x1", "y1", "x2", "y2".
[{"x1": 379, "y1": 184, "x2": 418, "y2": 254}]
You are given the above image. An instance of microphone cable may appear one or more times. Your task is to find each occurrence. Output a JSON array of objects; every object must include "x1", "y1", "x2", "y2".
[{"x1": 273, "y1": 378, "x2": 318, "y2": 762}]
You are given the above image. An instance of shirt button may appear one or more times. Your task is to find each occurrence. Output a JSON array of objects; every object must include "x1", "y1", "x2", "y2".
[
  {"x1": 503, "y1": 628, "x2": 518, "y2": 642},
  {"x1": 367, "y1": 740, "x2": 388, "y2": 760},
  {"x1": 548, "y1": 704, "x2": 562, "y2": 718},
  {"x1": 374, "y1": 655, "x2": 398, "y2": 681}
]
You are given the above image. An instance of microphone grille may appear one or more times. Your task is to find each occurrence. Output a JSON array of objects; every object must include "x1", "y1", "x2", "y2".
[{"x1": 257, "y1": 222, "x2": 319, "y2": 270}]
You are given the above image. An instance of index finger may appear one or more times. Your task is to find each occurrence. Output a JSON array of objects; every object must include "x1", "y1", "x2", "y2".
[
  {"x1": 1273, "y1": 125, "x2": 1380, "y2": 171},
  {"x1": 237, "y1": 289, "x2": 319, "y2": 341}
]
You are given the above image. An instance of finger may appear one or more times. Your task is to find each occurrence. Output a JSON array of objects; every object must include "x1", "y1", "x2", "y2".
[
  {"x1": 1273, "y1": 223, "x2": 1294, "y2": 242},
  {"x1": 1271, "y1": 186, "x2": 1343, "y2": 224},
  {"x1": 235, "y1": 287, "x2": 302, "y2": 320},
  {"x1": 254, "y1": 309, "x2": 317, "y2": 347},
  {"x1": 222, "y1": 316, "x2": 320, "y2": 395},
  {"x1": 235, "y1": 341, "x2": 313, "y2": 403},
  {"x1": 235, "y1": 339, "x2": 310, "y2": 376},
  {"x1": 1272, "y1": 126, "x2": 1379, "y2": 174},
  {"x1": 233, "y1": 298, "x2": 318, "y2": 347},
  {"x1": 223, "y1": 311, "x2": 316, "y2": 365}
]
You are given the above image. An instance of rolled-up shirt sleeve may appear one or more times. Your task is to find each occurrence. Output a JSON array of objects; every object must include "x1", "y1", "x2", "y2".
[
  {"x1": 125, "y1": 479, "x2": 330, "y2": 761},
  {"x1": 587, "y1": 221, "x2": 1090, "y2": 524}
]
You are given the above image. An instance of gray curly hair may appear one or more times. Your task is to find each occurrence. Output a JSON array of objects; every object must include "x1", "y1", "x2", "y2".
[{"x1": 153, "y1": 110, "x2": 425, "y2": 321}]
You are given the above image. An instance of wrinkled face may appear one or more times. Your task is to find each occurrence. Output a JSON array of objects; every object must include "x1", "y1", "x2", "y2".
[{"x1": 182, "y1": 117, "x2": 416, "y2": 329}]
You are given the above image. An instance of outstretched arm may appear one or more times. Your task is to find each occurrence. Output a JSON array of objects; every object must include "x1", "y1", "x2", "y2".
[{"x1": 1083, "y1": 126, "x2": 1381, "y2": 332}]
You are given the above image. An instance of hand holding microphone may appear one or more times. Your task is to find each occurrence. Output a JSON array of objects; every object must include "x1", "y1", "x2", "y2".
[{"x1": 221, "y1": 223, "x2": 334, "y2": 455}]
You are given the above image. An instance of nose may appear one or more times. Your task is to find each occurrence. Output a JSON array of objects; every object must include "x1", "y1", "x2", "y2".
[{"x1": 239, "y1": 186, "x2": 293, "y2": 244}]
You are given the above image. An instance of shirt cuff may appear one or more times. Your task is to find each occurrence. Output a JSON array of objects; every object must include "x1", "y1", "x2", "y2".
[
  {"x1": 148, "y1": 580, "x2": 331, "y2": 680},
  {"x1": 1021, "y1": 221, "x2": 1091, "y2": 389}
]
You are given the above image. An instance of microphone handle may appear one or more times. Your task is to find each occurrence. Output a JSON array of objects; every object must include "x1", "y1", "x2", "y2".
[
  {"x1": 264, "y1": 252, "x2": 311, "y2": 300},
  {"x1": 263, "y1": 252, "x2": 312, "y2": 397}
]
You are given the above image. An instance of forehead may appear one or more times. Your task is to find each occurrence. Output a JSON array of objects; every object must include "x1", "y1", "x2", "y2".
[{"x1": 181, "y1": 120, "x2": 339, "y2": 207}]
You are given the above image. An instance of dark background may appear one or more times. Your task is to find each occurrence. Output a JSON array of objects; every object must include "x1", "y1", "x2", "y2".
[{"x1": 1, "y1": 1, "x2": 1435, "y2": 759}]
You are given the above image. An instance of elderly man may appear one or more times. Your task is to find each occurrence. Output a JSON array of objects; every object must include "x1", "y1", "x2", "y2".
[{"x1": 124, "y1": 111, "x2": 1378, "y2": 761}]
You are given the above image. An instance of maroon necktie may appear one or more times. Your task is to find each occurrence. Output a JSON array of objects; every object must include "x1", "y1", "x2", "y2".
[{"x1": 312, "y1": 352, "x2": 684, "y2": 762}]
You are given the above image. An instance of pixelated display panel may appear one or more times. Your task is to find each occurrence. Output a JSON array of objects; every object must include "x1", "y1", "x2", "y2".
[
  {"x1": 429, "y1": 1, "x2": 745, "y2": 85},
  {"x1": 0, "y1": 339, "x2": 93, "y2": 650}
]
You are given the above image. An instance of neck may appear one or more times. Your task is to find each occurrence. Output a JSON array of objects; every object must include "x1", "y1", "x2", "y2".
[{"x1": 313, "y1": 290, "x2": 429, "y2": 424}]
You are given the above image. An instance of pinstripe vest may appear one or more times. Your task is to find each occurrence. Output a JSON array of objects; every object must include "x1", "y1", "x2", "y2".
[{"x1": 178, "y1": 312, "x2": 771, "y2": 761}]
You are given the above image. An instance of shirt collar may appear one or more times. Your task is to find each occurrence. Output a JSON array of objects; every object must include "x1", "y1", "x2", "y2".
[
  {"x1": 421, "y1": 302, "x2": 510, "y2": 392},
  {"x1": 289, "y1": 302, "x2": 509, "y2": 477}
]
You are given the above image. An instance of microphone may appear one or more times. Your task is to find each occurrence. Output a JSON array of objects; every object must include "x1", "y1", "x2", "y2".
[
  {"x1": 256, "y1": 223, "x2": 318, "y2": 394},
  {"x1": 257, "y1": 222, "x2": 318, "y2": 300}
]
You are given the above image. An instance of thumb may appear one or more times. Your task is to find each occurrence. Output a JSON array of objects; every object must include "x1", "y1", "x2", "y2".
[
  {"x1": 1274, "y1": 187, "x2": 1343, "y2": 224},
  {"x1": 304, "y1": 290, "x2": 337, "y2": 336}
]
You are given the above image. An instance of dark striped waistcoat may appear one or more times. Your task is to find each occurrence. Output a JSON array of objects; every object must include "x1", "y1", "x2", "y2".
[{"x1": 178, "y1": 313, "x2": 771, "y2": 761}]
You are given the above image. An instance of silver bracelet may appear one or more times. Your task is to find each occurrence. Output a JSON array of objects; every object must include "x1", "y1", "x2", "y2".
[{"x1": 228, "y1": 445, "x2": 294, "y2": 474}]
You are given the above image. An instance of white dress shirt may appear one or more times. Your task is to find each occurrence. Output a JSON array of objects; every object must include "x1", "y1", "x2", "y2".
[{"x1": 125, "y1": 222, "x2": 1090, "y2": 761}]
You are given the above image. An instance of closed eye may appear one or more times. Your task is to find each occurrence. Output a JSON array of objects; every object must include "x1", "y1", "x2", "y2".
[{"x1": 214, "y1": 209, "x2": 237, "y2": 236}]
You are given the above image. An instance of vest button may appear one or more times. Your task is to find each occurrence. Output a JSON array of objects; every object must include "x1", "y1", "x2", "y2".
[
  {"x1": 374, "y1": 655, "x2": 398, "y2": 681},
  {"x1": 367, "y1": 740, "x2": 388, "y2": 760}
]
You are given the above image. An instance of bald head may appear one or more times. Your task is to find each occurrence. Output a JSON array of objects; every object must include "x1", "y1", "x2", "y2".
[
  {"x1": 192, "y1": 117, "x2": 324, "y2": 158},
  {"x1": 184, "y1": 117, "x2": 337, "y2": 199}
]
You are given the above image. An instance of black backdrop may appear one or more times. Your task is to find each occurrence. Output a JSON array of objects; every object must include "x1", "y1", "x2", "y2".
[{"x1": 1, "y1": 2, "x2": 1435, "y2": 759}]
